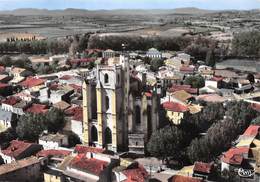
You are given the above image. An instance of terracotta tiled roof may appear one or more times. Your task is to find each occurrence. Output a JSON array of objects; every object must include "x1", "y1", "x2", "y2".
[
  {"x1": 123, "y1": 164, "x2": 148, "y2": 182},
  {"x1": 36, "y1": 149, "x2": 71, "y2": 158},
  {"x1": 193, "y1": 162, "x2": 213, "y2": 174},
  {"x1": 168, "y1": 85, "x2": 197, "y2": 94},
  {"x1": 60, "y1": 75, "x2": 73, "y2": 80},
  {"x1": 53, "y1": 101, "x2": 71, "y2": 111},
  {"x1": 65, "y1": 106, "x2": 83, "y2": 121},
  {"x1": 196, "y1": 94, "x2": 226, "y2": 103},
  {"x1": 180, "y1": 66, "x2": 195, "y2": 73},
  {"x1": 69, "y1": 84, "x2": 82, "y2": 93},
  {"x1": 74, "y1": 145, "x2": 105, "y2": 154},
  {"x1": 163, "y1": 101, "x2": 189, "y2": 113},
  {"x1": 0, "y1": 82, "x2": 9, "y2": 89},
  {"x1": 0, "y1": 157, "x2": 40, "y2": 176},
  {"x1": 20, "y1": 77, "x2": 45, "y2": 88},
  {"x1": 145, "y1": 92, "x2": 152, "y2": 97},
  {"x1": 211, "y1": 76, "x2": 224, "y2": 82},
  {"x1": 221, "y1": 147, "x2": 249, "y2": 165},
  {"x1": 26, "y1": 104, "x2": 48, "y2": 114},
  {"x1": 172, "y1": 90, "x2": 193, "y2": 102},
  {"x1": 251, "y1": 103, "x2": 260, "y2": 112},
  {"x1": 1, "y1": 140, "x2": 41, "y2": 159},
  {"x1": 70, "y1": 154, "x2": 108, "y2": 175},
  {"x1": 0, "y1": 66, "x2": 5, "y2": 72},
  {"x1": 2, "y1": 96, "x2": 21, "y2": 106},
  {"x1": 170, "y1": 175, "x2": 203, "y2": 182},
  {"x1": 243, "y1": 125, "x2": 260, "y2": 137}
]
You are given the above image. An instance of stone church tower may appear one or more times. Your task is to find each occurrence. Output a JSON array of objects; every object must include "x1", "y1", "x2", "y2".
[{"x1": 83, "y1": 56, "x2": 129, "y2": 152}]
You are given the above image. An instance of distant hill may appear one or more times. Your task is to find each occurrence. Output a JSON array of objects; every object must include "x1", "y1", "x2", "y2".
[{"x1": 0, "y1": 7, "x2": 216, "y2": 16}]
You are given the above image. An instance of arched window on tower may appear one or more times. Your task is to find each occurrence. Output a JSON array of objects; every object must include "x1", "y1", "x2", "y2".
[
  {"x1": 91, "y1": 126, "x2": 98, "y2": 142},
  {"x1": 105, "y1": 127, "x2": 112, "y2": 144},
  {"x1": 135, "y1": 105, "x2": 141, "y2": 124},
  {"x1": 105, "y1": 96, "x2": 109, "y2": 111},
  {"x1": 104, "y1": 73, "x2": 109, "y2": 84}
]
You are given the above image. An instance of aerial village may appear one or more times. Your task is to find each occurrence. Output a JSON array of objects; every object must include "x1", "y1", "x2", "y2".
[{"x1": 0, "y1": 47, "x2": 259, "y2": 182}]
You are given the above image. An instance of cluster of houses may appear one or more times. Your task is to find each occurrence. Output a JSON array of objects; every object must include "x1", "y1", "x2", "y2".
[{"x1": 0, "y1": 47, "x2": 259, "y2": 181}]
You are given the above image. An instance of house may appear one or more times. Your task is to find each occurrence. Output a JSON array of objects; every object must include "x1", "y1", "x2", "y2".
[
  {"x1": 49, "y1": 85, "x2": 74, "y2": 104},
  {"x1": 193, "y1": 162, "x2": 214, "y2": 180},
  {"x1": 74, "y1": 145, "x2": 105, "y2": 154},
  {"x1": 0, "y1": 140, "x2": 43, "y2": 164},
  {"x1": 103, "y1": 49, "x2": 116, "y2": 59},
  {"x1": 53, "y1": 101, "x2": 71, "y2": 111},
  {"x1": 9, "y1": 67, "x2": 32, "y2": 78},
  {"x1": 168, "y1": 85, "x2": 198, "y2": 95},
  {"x1": 12, "y1": 100, "x2": 30, "y2": 115},
  {"x1": 162, "y1": 101, "x2": 189, "y2": 125},
  {"x1": 59, "y1": 75, "x2": 82, "y2": 86},
  {"x1": 59, "y1": 152, "x2": 119, "y2": 182},
  {"x1": 19, "y1": 76, "x2": 46, "y2": 91},
  {"x1": 205, "y1": 76, "x2": 224, "y2": 89},
  {"x1": 39, "y1": 133, "x2": 69, "y2": 150},
  {"x1": 29, "y1": 56, "x2": 52, "y2": 70},
  {"x1": 0, "y1": 157, "x2": 42, "y2": 182},
  {"x1": 113, "y1": 161, "x2": 149, "y2": 182},
  {"x1": 0, "y1": 74, "x2": 12, "y2": 83},
  {"x1": 170, "y1": 90, "x2": 194, "y2": 103},
  {"x1": 70, "y1": 58, "x2": 95, "y2": 68},
  {"x1": 196, "y1": 94, "x2": 227, "y2": 103},
  {"x1": 0, "y1": 109, "x2": 14, "y2": 132},
  {"x1": 168, "y1": 175, "x2": 203, "y2": 182},
  {"x1": 65, "y1": 106, "x2": 83, "y2": 142},
  {"x1": 25, "y1": 104, "x2": 49, "y2": 114},
  {"x1": 180, "y1": 66, "x2": 195, "y2": 75},
  {"x1": 1, "y1": 96, "x2": 21, "y2": 112},
  {"x1": 146, "y1": 48, "x2": 162, "y2": 59}
]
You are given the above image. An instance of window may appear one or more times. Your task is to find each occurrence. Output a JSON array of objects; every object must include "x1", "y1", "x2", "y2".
[
  {"x1": 135, "y1": 106, "x2": 141, "y2": 124},
  {"x1": 104, "y1": 73, "x2": 109, "y2": 84},
  {"x1": 105, "y1": 127, "x2": 112, "y2": 144},
  {"x1": 91, "y1": 126, "x2": 98, "y2": 142},
  {"x1": 105, "y1": 96, "x2": 109, "y2": 111}
]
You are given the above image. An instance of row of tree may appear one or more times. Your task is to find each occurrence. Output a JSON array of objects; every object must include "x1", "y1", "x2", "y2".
[
  {"x1": 0, "y1": 34, "x2": 90, "y2": 55},
  {"x1": 147, "y1": 101, "x2": 259, "y2": 165},
  {"x1": 232, "y1": 31, "x2": 260, "y2": 58}
]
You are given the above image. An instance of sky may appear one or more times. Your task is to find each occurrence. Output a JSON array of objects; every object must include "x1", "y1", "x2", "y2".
[{"x1": 0, "y1": 0, "x2": 259, "y2": 10}]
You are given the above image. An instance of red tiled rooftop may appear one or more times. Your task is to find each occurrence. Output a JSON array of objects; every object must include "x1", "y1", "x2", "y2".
[
  {"x1": 36, "y1": 149, "x2": 71, "y2": 158},
  {"x1": 170, "y1": 175, "x2": 203, "y2": 182},
  {"x1": 26, "y1": 104, "x2": 48, "y2": 114},
  {"x1": 69, "y1": 84, "x2": 82, "y2": 93},
  {"x1": 0, "y1": 82, "x2": 9, "y2": 89},
  {"x1": 221, "y1": 147, "x2": 249, "y2": 165},
  {"x1": 123, "y1": 164, "x2": 148, "y2": 182},
  {"x1": 60, "y1": 75, "x2": 73, "y2": 80},
  {"x1": 193, "y1": 162, "x2": 213, "y2": 174},
  {"x1": 168, "y1": 85, "x2": 197, "y2": 94},
  {"x1": 242, "y1": 125, "x2": 260, "y2": 137},
  {"x1": 0, "y1": 66, "x2": 5, "y2": 72},
  {"x1": 2, "y1": 96, "x2": 21, "y2": 106},
  {"x1": 145, "y1": 92, "x2": 152, "y2": 97},
  {"x1": 211, "y1": 76, "x2": 224, "y2": 82},
  {"x1": 70, "y1": 154, "x2": 108, "y2": 175},
  {"x1": 162, "y1": 101, "x2": 189, "y2": 113},
  {"x1": 74, "y1": 145, "x2": 105, "y2": 154},
  {"x1": 197, "y1": 94, "x2": 226, "y2": 103},
  {"x1": 2, "y1": 140, "x2": 39, "y2": 158},
  {"x1": 251, "y1": 103, "x2": 260, "y2": 112},
  {"x1": 65, "y1": 106, "x2": 83, "y2": 121},
  {"x1": 20, "y1": 77, "x2": 45, "y2": 88},
  {"x1": 180, "y1": 66, "x2": 195, "y2": 72}
]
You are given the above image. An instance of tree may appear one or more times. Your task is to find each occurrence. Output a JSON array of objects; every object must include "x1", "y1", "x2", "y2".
[
  {"x1": 205, "y1": 49, "x2": 216, "y2": 67},
  {"x1": 247, "y1": 73, "x2": 255, "y2": 84},
  {"x1": 45, "y1": 108, "x2": 66, "y2": 133},
  {"x1": 187, "y1": 101, "x2": 259, "y2": 163},
  {"x1": 0, "y1": 128, "x2": 17, "y2": 149},
  {"x1": 184, "y1": 75, "x2": 205, "y2": 89},
  {"x1": 16, "y1": 113, "x2": 46, "y2": 142},
  {"x1": 147, "y1": 125, "x2": 188, "y2": 162},
  {"x1": 150, "y1": 58, "x2": 164, "y2": 72}
]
